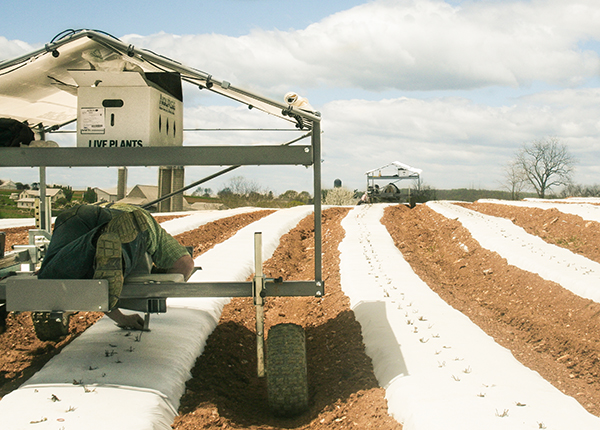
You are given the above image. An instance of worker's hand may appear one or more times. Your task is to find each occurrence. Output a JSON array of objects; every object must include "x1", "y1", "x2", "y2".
[{"x1": 105, "y1": 308, "x2": 145, "y2": 330}]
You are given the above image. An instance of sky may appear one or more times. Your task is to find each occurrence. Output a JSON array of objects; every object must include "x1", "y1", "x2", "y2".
[{"x1": 2, "y1": 0, "x2": 600, "y2": 196}]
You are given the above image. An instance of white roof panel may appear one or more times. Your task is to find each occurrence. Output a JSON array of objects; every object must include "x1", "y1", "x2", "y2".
[{"x1": 0, "y1": 30, "x2": 320, "y2": 130}]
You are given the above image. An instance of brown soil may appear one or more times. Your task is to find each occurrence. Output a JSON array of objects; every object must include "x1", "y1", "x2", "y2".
[
  {"x1": 2, "y1": 226, "x2": 30, "y2": 252},
  {"x1": 173, "y1": 207, "x2": 400, "y2": 430},
  {"x1": 461, "y1": 202, "x2": 600, "y2": 264},
  {"x1": 0, "y1": 208, "x2": 399, "y2": 430},
  {"x1": 176, "y1": 210, "x2": 275, "y2": 256},
  {"x1": 2, "y1": 201, "x2": 600, "y2": 427},
  {"x1": 381, "y1": 203, "x2": 600, "y2": 416},
  {"x1": 154, "y1": 214, "x2": 191, "y2": 224},
  {"x1": 0, "y1": 210, "x2": 272, "y2": 399}
]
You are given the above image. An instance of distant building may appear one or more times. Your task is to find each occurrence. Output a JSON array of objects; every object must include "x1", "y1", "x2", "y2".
[
  {"x1": 93, "y1": 187, "x2": 119, "y2": 203},
  {"x1": 16, "y1": 197, "x2": 36, "y2": 209},
  {"x1": 0, "y1": 179, "x2": 17, "y2": 189},
  {"x1": 17, "y1": 188, "x2": 65, "y2": 208}
]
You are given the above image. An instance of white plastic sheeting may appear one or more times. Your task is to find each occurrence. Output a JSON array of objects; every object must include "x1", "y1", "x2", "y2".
[
  {"x1": 159, "y1": 207, "x2": 263, "y2": 237},
  {"x1": 478, "y1": 198, "x2": 600, "y2": 223},
  {"x1": 428, "y1": 201, "x2": 600, "y2": 303},
  {"x1": 339, "y1": 203, "x2": 600, "y2": 430},
  {"x1": 3, "y1": 201, "x2": 600, "y2": 429},
  {"x1": 0, "y1": 205, "x2": 314, "y2": 429}
]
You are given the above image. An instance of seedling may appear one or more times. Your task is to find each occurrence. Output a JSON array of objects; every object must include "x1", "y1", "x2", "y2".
[
  {"x1": 462, "y1": 366, "x2": 472, "y2": 374},
  {"x1": 495, "y1": 409, "x2": 509, "y2": 418},
  {"x1": 30, "y1": 417, "x2": 47, "y2": 424},
  {"x1": 451, "y1": 375, "x2": 461, "y2": 382}
]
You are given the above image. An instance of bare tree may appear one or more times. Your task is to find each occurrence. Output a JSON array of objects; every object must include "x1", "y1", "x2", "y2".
[
  {"x1": 503, "y1": 160, "x2": 526, "y2": 200},
  {"x1": 227, "y1": 176, "x2": 263, "y2": 196},
  {"x1": 514, "y1": 137, "x2": 576, "y2": 198}
]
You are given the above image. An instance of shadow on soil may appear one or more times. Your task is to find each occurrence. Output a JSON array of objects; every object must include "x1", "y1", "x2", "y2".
[{"x1": 177, "y1": 310, "x2": 380, "y2": 428}]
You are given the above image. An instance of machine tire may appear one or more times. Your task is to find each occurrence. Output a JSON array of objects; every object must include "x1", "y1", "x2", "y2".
[
  {"x1": 31, "y1": 312, "x2": 70, "y2": 341},
  {"x1": 266, "y1": 323, "x2": 309, "y2": 417}
]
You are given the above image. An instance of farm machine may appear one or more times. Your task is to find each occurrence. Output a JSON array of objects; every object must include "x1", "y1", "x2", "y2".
[
  {"x1": 360, "y1": 161, "x2": 422, "y2": 206},
  {"x1": 0, "y1": 29, "x2": 323, "y2": 416}
]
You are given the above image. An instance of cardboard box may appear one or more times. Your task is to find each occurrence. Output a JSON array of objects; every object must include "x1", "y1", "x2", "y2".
[{"x1": 70, "y1": 70, "x2": 183, "y2": 148}]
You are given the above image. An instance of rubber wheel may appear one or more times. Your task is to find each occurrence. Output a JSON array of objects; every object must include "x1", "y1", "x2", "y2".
[
  {"x1": 266, "y1": 323, "x2": 309, "y2": 416},
  {"x1": 31, "y1": 312, "x2": 70, "y2": 341}
]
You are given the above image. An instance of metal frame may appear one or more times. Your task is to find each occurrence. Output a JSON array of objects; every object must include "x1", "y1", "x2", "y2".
[
  {"x1": 0, "y1": 145, "x2": 313, "y2": 168},
  {"x1": 0, "y1": 30, "x2": 324, "y2": 336}
]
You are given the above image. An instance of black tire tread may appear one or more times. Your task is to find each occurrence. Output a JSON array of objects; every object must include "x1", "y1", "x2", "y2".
[
  {"x1": 266, "y1": 323, "x2": 309, "y2": 416},
  {"x1": 31, "y1": 312, "x2": 70, "y2": 341}
]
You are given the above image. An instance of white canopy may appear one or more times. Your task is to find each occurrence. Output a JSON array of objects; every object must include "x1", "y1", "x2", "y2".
[
  {"x1": 365, "y1": 161, "x2": 422, "y2": 179},
  {"x1": 0, "y1": 29, "x2": 320, "y2": 131}
]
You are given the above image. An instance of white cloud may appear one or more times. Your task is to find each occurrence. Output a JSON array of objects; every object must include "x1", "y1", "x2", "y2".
[
  {"x1": 0, "y1": 37, "x2": 34, "y2": 61},
  {"x1": 123, "y1": 0, "x2": 600, "y2": 93},
  {"x1": 3, "y1": 1, "x2": 600, "y2": 194},
  {"x1": 317, "y1": 88, "x2": 600, "y2": 191}
]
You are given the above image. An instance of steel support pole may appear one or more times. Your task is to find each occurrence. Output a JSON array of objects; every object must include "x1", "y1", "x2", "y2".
[
  {"x1": 312, "y1": 121, "x2": 323, "y2": 287},
  {"x1": 39, "y1": 166, "x2": 47, "y2": 232},
  {"x1": 254, "y1": 232, "x2": 266, "y2": 377}
]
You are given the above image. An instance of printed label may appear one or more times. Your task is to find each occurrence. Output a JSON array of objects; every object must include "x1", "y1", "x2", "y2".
[
  {"x1": 159, "y1": 94, "x2": 176, "y2": 115},
  {"x1": 80, "y1": 108, "x2": 105, "y2": 134},
  {"x1": 88, "y1": 139, "x2": 144, "y2": 147}
]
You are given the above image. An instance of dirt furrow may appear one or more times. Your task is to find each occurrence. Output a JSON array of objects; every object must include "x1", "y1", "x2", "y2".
[
  {"x1": 173, "y1": 207, "x2": 403, "y2": 430},
  {"x1": 381, "y1": 204, "x2": 600, "y2": 416},
  {"x1": 0, "y1": 210, "x2": 273, "y2": 400},
  {"x1": 461, "y1": 202, "x2": 600, "y2": 264}
]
